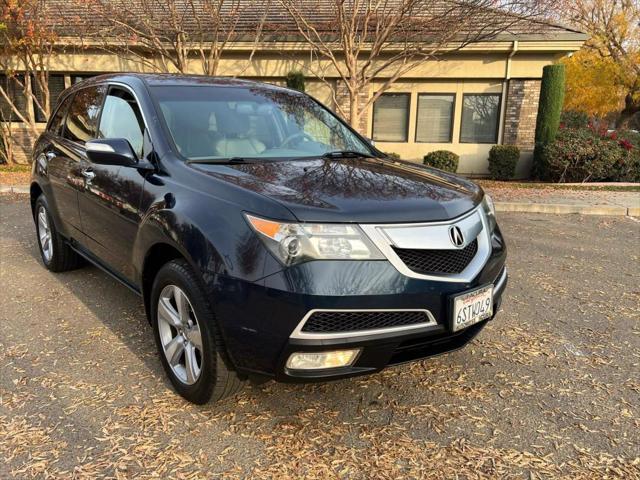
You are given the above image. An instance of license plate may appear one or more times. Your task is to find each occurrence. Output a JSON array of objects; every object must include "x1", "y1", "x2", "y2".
[{"x1": 452, "y1": 285, "x2": 493, "y2": 332}]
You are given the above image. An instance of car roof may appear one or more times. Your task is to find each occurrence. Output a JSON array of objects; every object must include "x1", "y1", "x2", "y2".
[{"x1": 65, "y1": 73, "x2": 297, "y2": 94}]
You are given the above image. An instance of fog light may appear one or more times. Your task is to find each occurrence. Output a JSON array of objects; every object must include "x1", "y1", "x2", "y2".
[{"x1": 286, "y1": 349, "x2": 360, "y2": 370}]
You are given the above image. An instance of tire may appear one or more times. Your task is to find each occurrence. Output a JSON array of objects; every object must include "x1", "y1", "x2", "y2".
[
  {"x1": 34, "y1": 195, "x2": 83, "y2": 272},
  {"x1": 150, "y1": 259, "x2": 244, "y2": 404}
]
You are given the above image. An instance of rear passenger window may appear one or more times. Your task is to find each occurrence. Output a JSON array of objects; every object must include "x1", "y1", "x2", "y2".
[
  {"x1": 64, "y1": 85, "x2": 106, "y2": 144},
  {"x1": 98, "y1": 88, "x2": 145, "y2": 158},
  {"x1": 47, "y1": 95, "x2": 73, "y2": 136}
]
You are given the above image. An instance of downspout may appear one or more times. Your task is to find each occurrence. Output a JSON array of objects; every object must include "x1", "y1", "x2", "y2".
[{"x1": 499, "y1": 40, "x2": 518, "y2": 144}]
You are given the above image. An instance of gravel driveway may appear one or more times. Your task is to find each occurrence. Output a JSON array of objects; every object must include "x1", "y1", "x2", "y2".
[{"x1": 1, "y1": 194, "x2": 639, "y2": 479}]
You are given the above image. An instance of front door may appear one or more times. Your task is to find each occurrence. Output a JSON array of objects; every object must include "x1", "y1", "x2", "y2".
[
  {"x1": 47, "y1": 86, "x2": 106, "y2": 238},
  {"x1": 78, "y1": 86, "x2": 147, "y2": 282}
]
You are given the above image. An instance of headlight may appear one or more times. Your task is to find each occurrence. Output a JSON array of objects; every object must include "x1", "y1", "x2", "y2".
[
  {"x1": 481, "y1": 194, "x2": 497, "y2": 231},
  {"x1": 245, "y1": 214, "x2": 384, "y2": 265}
]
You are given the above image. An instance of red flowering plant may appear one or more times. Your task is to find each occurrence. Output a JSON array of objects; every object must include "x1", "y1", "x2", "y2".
[{"x1": 539, "y1": 126, "x2": 639, "y2": 182}]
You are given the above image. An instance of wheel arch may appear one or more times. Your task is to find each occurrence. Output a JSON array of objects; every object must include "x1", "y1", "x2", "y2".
[
  {"x1": 30, "y1": 182, "x2": 43, "y2": 217},
  {"x1": 140, "y1": 241, "x2": 190, "y2": 322}
]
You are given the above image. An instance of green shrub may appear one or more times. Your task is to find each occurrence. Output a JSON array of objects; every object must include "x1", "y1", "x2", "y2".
[
  {"x1": 423, "y1": 150, "x2": 459, "y2": 173},
  {"x1": 285, "y1": 71, "x2": 305, "y2": 92},
  {"x1": 539, "y1": 127, "x2": 640, "y2": 182},
  {"x1": 384, "y1": 151, "x2": 401, "y2": 160},
  {"x1": 560, "y1": 110, "x2": 588, "y2": 129},
  {"x1": 533, "y1": 64, "x2": 565, "y2": 176},
  {"x1": 488, "y1": 145, "x2": 519, "y2": 180},
  {"x1": 535, "y1": 65, "x2": 566, "y2": 144}
]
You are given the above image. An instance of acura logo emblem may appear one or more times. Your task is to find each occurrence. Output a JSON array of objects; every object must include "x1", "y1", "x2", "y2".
[{"x1": 449, "y1": 226, "x2": 465, "y2": 247}]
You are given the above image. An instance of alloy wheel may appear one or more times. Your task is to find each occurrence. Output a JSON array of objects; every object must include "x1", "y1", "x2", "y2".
[
  {"x1": 157, "y1": 284, "x2": 203, "y2": 385},
  {"x1": 37, "y1": 205, "x2": 53, "y2": 263}
]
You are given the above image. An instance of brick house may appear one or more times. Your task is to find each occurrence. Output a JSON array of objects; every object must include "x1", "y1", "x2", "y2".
[{"x1": 1, "y1": 1, "x2": 586, "y2": 176}]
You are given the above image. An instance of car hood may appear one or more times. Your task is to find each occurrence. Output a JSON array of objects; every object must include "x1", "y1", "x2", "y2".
[{"x1": 192, "y1": 157, "x2": 482, "y2": 223}]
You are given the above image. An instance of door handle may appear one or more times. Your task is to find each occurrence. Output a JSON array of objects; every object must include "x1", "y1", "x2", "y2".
[{"x1": 81, "y1": 168, "x2": 95, "y2": 181}]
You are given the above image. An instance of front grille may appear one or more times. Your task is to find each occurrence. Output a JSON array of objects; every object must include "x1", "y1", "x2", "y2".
[
  {"x1": 392, "y1": 239, "x2": 478, "y2": 275},
  {"x1": 301, "y1": 310, "x2": 430, "y2": 333}
]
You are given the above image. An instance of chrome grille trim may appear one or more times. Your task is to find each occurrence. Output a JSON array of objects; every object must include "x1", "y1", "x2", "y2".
[
  {"x1": 290, "y1": 309, "x2": 438, "y2": 340},
  {"x1": 359, "y1": 204, "x2": 491, "y2": 283}
]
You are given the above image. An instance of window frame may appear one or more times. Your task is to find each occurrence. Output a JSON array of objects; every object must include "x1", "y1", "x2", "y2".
[
  {"x1": 458, "y1": 92, "x2": 502, "y2": 145},
  {"x1": 96, "y1": 84, "x2": 147, "y2": 157},
  {"x1": 371, "y1": 92, "x2": 411, "y2": 143},
  {"x1": 414, "y1": 92, "x2": 456, "y2": 144}
]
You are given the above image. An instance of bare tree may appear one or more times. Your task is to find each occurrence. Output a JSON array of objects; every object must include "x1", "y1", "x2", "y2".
[
  {"x1": 278, "y1": 0, "x2": 549, "y2": 129},
  {"x1": 87, "y1": 0, "x2": 271, "y2": 75},
  {"x1": 0, "y1": 0, "x2": 57, "y2": 141}
]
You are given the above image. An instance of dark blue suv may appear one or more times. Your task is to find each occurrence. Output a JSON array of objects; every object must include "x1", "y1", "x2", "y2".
[{"x1": 30, "y1": 74, "x2": 507, "y2": 404}]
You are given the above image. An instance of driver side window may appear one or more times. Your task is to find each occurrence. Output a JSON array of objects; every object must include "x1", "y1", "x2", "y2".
[{"x1": 98, "y1": 87, "x2": 145, "y2": 158}]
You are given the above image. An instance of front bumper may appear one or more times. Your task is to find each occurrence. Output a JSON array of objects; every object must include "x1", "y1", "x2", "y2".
[
  {"x1": 275, "y1": 266, "x2": 507, "y2": 382},
  {"x1": 211, "y1": 226, "x2": 507, "y2": 382}
]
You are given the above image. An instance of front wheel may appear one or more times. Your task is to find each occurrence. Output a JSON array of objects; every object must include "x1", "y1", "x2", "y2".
[{"x1": 150, "y1": 259, "x2": 244, "y2": 404}]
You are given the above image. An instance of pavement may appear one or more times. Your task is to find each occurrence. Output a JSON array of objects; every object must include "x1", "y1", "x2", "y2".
[
  {"x1": 2, "y1": 182, "x2": 639, "y2": 216},
  {"x1": 1, "y1": 193, "x2": 639, "y2": 478}
]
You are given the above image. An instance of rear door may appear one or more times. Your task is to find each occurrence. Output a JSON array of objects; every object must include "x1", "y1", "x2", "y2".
[
  {"x1": 77, "y1": 85, "x2": 147, "y2": 282},
  {"x1": 45, "y1": 87, "x2": 104, "y2": 237}
]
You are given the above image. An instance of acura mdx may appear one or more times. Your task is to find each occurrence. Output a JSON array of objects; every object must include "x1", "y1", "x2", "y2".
[{"x1": 30, "y1": 74, "x2": 507, "y2": 404}]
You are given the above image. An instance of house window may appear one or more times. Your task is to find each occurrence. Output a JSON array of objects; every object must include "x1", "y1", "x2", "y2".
[
  {"x1": 0, "y1": 75, "x2": 28, "y2": 122},
  {"x1": 1, "y1": 74, "x2": 68, "y2": 123},
  {"x1": 460, "y1": 93, "x2": 501, "y2": 143},
  {"x1": 35, "y1": 75, "x2": 66, "y2": 123},
  {"x1": 372, "y1": 93, "x2": 409, "y2": 142},
  {"x1": 416, "y1": 94, "x2": 455, "y2": 143}
]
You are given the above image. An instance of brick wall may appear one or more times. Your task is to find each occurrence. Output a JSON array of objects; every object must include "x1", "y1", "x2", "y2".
[
  {"x1": 334, "y1": 80, "x2": 369, "y2": 135},
  {"x1": 2, "y1": 123, "x2": 43, "y2": 164},
  {"x1": 503, "y1": 79, "x2": 541, "y2": 150}
]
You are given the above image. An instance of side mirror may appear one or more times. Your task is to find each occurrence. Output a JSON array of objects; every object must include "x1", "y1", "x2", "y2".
[{"x1": 86, "y1": 138, "x2": 138, "y2": 167}]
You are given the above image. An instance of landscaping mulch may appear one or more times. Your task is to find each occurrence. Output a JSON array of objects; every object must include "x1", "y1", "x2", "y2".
[{"x1": 477, "y1": 180, "x2": 640, "y2": 207}]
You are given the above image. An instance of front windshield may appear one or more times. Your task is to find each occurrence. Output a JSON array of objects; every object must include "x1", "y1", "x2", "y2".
[{"x1": 152, "y1": 85, "x2": 373, "y2": 161}]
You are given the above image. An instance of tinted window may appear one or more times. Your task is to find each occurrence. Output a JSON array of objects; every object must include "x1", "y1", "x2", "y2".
[
  {"x1": 416, "y1": 94, "x2": 455, "y2": 143},
  {"x1": 98, "y1": 88, "x2": 145, "y2": 158},
  {"x1": 153, "y1": 86, "x2": 371, "y2": 161},
  {"x1": 48, "y1": 94, "x2": 73, "y2": 136},
  {"x1": 460, "y1": 94, "x2": 501, "y2": 143},
  {"x1": 64, "y1": 85, "x2": 106, "y2": 144},
  {"x1": 372, "y1": 93, "x2": 409, "y2": 142}
]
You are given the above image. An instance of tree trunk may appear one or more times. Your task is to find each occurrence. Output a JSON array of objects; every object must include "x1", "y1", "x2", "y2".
[
  {"x1": 615, "y1": 93, "x2": 640, "y2": 128},
  {"x1": 349, "y1": 92, "x2": 360, "y2": 131}
]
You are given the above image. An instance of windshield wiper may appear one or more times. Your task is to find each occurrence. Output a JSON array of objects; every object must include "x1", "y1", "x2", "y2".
[
  {"x1": 186, "y1": 157, "x2": 256, "y2": 165},
  {"x1": 321, "y1": 150, "x2": 377, "y2": 159}
]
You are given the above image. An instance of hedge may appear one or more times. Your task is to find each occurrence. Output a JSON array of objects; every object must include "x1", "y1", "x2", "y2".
[
  {"x1": 423, "y1": 150, "x2": 459, "y2": 173},
  {"x1": 285, "y1": 71, "x2": 305, "y2": 92},
  {"x1": 488, "y1": 145, "x2": 519, "y2": 180},
  {"x1": 538, "y1": 127, "x2": 640, "y2": 182}
]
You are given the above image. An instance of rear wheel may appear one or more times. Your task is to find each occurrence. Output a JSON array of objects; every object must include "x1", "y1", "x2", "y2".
[
  {"x1": 34, "y1": 195, "x2": 83, "y2": 272},
  {"x1": 151, "y1": 259, "x2": 244, "y2": 404}
]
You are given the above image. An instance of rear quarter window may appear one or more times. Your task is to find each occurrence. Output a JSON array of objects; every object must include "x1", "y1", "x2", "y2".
[
  {"x1": 63, "y1": 85, "x2": 106, "y2": 144},
  {"x1": 47, "y1": 94, "x2": 73, "y2": 137}
]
